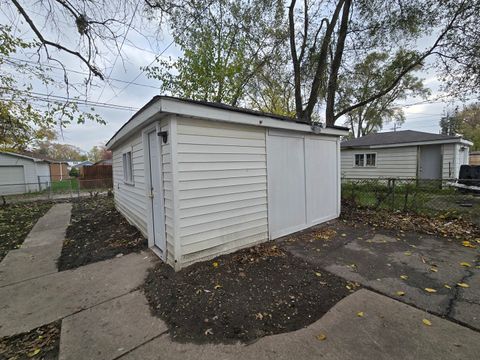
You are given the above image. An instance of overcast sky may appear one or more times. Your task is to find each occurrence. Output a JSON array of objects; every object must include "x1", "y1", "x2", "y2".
[{"x1": 0, "y1": 4, "x2": 467, "y2": 152}]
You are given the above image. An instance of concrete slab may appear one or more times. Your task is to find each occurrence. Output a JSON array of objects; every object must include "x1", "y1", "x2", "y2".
[
  {"x1": 0, "y1": 203, "x2": 71, "y2": 287},
  {"x1": 0, "y1": 244, "x2": 62, "y2": 287},
  {"x1": 59, "y1": 291, "x2": 167, "y2": 360},
  {"x1": 286, "y1": 229, "x2": 480, "y2": 330},
  {"x1": 0, "y1": 251, "x2": 156, "y2": 337},
  {"x1": 24, "y1": 203, "x2": 72, "y2": 235},
  {"x1": 120, "y1": 289, "x2": 480, "y2": 360}
]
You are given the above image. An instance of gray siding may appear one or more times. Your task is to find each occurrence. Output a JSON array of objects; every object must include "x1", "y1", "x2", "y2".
[
  {"x1": 341, "y1": 147, "x2": 418, "y2": 178},
  {"x1": 175, "y1": 117, "x2": 268, "y2": 267},
  {"x1": 0, "y1": 153, "x2": 44, "y2": 193}
]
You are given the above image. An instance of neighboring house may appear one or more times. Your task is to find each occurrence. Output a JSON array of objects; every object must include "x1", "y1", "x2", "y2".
[
  {"x1": 341, "y1": 130, "x2": 472, "y2": 180},
  {"x1": 72, "y1": 160, "x2": 94, "y2": 169},
  {"x1": 106, "y1": 96, "x2": 348, "y2": 270},
  {"x1": 470, "y1": 151, "x2": 480, "y2": 165},
  {"x1": 94, "y1": 159, "x2": 113, "y2": 165},
  {"x1": 0, "y1": 152, "x2": 51, "y2": 195}
]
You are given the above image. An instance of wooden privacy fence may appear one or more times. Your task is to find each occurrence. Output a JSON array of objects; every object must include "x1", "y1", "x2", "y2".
[{"x1": 79, "y1": 164, "x2": 113, "y2": 189}]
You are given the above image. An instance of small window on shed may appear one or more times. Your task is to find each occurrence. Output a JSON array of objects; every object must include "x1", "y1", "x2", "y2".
[
  {"x1": 354, "y1": 154, "x2": 364, "y2": 167},
  {"x1": 123, "y1": 151, "x2": 133, "y2": 184},
  {"x1": 366, "y1": 153, "x2": 376, "y2": 167}
]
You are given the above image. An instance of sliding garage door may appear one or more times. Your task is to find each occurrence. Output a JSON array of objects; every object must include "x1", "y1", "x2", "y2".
[{"x1": 267, "y1": 130, "x2": 339, "y2": 239}]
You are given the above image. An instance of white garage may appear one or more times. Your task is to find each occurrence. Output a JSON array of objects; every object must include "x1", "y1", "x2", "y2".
[
  {"x1": 106, "y1": 96, "x2": 348, "y2": 270},
  {"x1": 0, "y1": 152, "x2": 51, "y2": 195}
]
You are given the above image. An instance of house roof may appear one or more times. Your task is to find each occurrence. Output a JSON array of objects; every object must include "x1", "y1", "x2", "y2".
[
  {"x1": 341, "y1": 130, "x2": 472, "y2": 149},
  {"x1": 0, "y1": 151, "x2": 50, "y2": 163},
  {"x1": 106, "y1": 96, "x2": 349, "y2": 149},
  {"x1": 72, "y1": 160, "x2": 94, "y2": 168},
  {"x1": 94, "y1": 159, "x2": 112, "y2": 165}
]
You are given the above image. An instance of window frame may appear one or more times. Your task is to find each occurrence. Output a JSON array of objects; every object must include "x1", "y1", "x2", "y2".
[
  {"x1": 353, "y1": 152, "x2": 377, "y2": 168},
  {"x1": 122, "y1": 149, "x2": 134, "y2": 185}
]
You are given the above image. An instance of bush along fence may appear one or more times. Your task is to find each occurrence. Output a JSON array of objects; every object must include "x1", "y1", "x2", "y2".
[
  {"x1": 0, "y1": 178, "x2": 113, "y2": 204},
  {"x1": 341, "y1": 178, "x2": 480, "y2": 220}
]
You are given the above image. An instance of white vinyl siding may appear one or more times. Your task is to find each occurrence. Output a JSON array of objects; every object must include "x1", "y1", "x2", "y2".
[
  {"x1": 113, "y1": 134, "x2": 148, "y2": 236},
  {"x1": 341, "y1": 147, "x2": 418, "y2": 178},
  {"x1": 175, "y1": 117, "x2": 268, "y2": 267},
  {"x1": 442, "y1": 144, "x2": 455, "y2": 179},
  {"x1": 112, "y1": 119, "x2": 176, "y2": 267}
]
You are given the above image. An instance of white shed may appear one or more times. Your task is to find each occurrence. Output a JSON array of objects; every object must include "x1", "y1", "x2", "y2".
[
  {"x1": 0, "y1": 152, "x2": 51, "y2": 195},
  {"x1": 106, "y1": 96, "x2": 348, "y2": 270}
]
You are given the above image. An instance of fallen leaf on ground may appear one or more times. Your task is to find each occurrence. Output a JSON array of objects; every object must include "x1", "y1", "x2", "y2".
[
  {"x1": 212, "y1": 262, "x2": 219, "y2": 268},
  {"x1": 422, "y1": 319, "x2": 432, "y2": 326},
  {"x1": 424, "y1": 288, "x2": 437, "y2": 293},
  {"x1": 204, "y1": 328, "x2": 213, "y2": 335},
  {"x1": 444, "y1": 284, "x2": 452, "y2": 289},
  {"x1": 400, "y1": 275, "x2": 408, "y2": 280},
  {"x1": 214, "y1": 284, "x2": 222, "y2": 289},
  {"x1": 462, "y1": 241, "x2": 476, "y2": 248},
  {"x1": 457, "y1": 283, "x2": 470, "y2": 288},
  {"x1": 255, "y1": 313, "x2": 263, "y2": 320},
  {"x1": 316, "y1": 333, "x2": 327, "y2": 341},
  {"x1": 404, "y1": 251, "x2": 412, "y2": 256},
  {"x1": 396, "y1": 291, "x2": 405, "y2": 296},
  {"x1": 27, "y1": 349, "x2": 41, "y2": 357},
  {"x1": 357, "y1": 311, "x2": 364, "y2": 317},
  {"x1": 314, "y1": 272, "x2": 322, "y2": 277},
  {"x1": 460, "y1": 262, "x2": 471, "y2": 267},
  {"x1": 430, "y1": 267, "x2": 438, "y2": 272}
]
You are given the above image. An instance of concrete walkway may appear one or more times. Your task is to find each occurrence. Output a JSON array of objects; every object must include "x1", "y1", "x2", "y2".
[
  {"x1": 0, "y1": 251, "x2": 156, "y2": 337},
  {"x1": 0, "y1": 203, "x2": 72, "y2": 287},
  {"x1": 58, "y1": 289, "x2": 480, "y2": 360}
]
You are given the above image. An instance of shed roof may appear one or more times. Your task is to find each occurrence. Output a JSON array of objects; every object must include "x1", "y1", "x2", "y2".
[
  {"x1": 106, "y1": 96, "x2": 349, "y2": 149},
  {"x1": 341, "y1": 130, "x2": 472, "y2": 149},
  {"x1": 0, "y1": 151, "x2": 50, "y2": 163}
]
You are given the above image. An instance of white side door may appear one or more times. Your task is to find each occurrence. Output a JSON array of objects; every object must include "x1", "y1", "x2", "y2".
[{"x1": 146, "y1": 129, "x2": 166, "y2": 258}]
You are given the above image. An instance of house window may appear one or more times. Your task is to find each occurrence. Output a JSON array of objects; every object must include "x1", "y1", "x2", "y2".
[
  {"x1": 354, "y1": 153, "x2": 376, "y2": 167},
  {"x1": 123, "y1": 151, "x2": 134, "y2": 184},
  {"x1": 355, "y1": 154, "x2": 364, "y2": 167},
  {"x1": 366, "y1": 153, "x2": 376, "y2": 167}
]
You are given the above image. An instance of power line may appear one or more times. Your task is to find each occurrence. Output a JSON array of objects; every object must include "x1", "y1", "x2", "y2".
[
  {"x1": 2, "y1": 56, "x2": 159, "y2": 90},
  {"x1": 96, "y1": 1, "x2": 141, "y2": 102},
  {"x1": 106, "y1": 1, "x2": 216, "y2": 103}
]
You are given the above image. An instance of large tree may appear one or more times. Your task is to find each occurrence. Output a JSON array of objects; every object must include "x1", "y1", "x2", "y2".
[
  {"x1": 440, "y1": 103, "x2": 480, "y2": 151},
  {"x1": 144, "y1": 0, "x2": 286, "y2": 106},
  {"x1": 338, "y1": 52, "x2": 429, "y2": 138}
]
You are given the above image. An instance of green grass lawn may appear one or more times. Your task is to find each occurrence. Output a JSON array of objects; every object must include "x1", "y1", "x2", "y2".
[{"x1": 50, "y1": 179, "x2": 79, "y2": 192}]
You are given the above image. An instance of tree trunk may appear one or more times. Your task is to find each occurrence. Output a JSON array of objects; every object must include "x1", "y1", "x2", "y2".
[{"x1": 325, "y1": 0, "x2": 351, "y2": 127}]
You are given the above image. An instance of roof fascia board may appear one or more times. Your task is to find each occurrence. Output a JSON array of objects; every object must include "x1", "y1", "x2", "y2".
[{"x1": 342, "y1": 138, "x2": 472, "y2": 149}]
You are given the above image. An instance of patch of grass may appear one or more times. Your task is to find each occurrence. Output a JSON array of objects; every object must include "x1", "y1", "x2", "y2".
[
  {"x1": 0, "y1": 321, "x2": 60, "y2": 360},
  {"x1": 57, "y1": 195, "x2": 147, "y2": 270},
  {"x1": 50, "y1": 179, "x2": 79, "y2": 192},
  {"x1": 0, "y1": 201, "x2": 53, "y2": 261}
]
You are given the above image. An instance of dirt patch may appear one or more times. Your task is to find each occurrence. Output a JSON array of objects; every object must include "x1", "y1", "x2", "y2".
[
  {"x1": 0, "y1": 321, "x2": 60, "y2": 360},
  {"x1": 341, "y1": 201, "x2": 480, "y2": 242},
  {"x1": 143, "y1": 243, "x2": 354, "y2": 344},
  {"x1": 0, "y1": 201, "x2": 53, "y2": 262},
  {"x1": 57, "y1": 195, "x2": 147, "y2": 271}
]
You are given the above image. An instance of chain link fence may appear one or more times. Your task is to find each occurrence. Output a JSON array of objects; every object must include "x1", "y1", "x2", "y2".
[
  {"x1": 341, "y1": 178, "x2": 480, "y2": 221},
  {"x1": 0, "y1": 178, "x2": 113, "y2": 204}
]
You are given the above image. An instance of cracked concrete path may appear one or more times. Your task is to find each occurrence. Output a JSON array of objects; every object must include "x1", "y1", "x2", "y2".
[
  {"x1": 116, "y1": 289, "x2": 480, "y2": 360},
  {"x1": 285, "y1": 227, "x2": 480, "y2": 330},
  {"x1": 0, "y1": 203, "x2": 72, "y2": 287},
  {"x1": 0, "y1": 251, "x2": 156, "y2": 337}
]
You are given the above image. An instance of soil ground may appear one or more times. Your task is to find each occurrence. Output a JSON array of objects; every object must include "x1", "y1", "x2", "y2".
[
  {"x1": 0, "y1": 201, "x2": 53, "y2": 262},
  {"x1": 57, "y1": 195, "x2": 147, "y2": 271},
  {"x1": 0, "y1": 322, "x2": 60, "y2": 360},
  {"x1": 143, "y1": 243, "x2": 354, "y2": 344}
]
